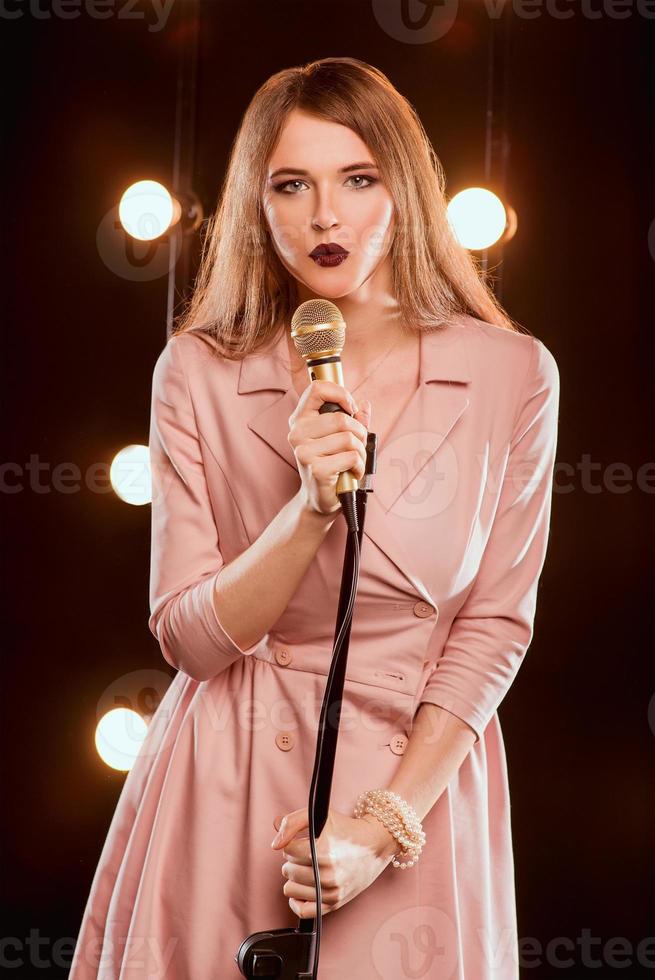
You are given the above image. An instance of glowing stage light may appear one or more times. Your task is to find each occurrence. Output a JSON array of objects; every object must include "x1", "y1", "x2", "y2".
[
  {"x1": 95, "y1": 707, "x2": 148, "y2": 772},
  {"x1": 447, "y1": 187, "x2": 514, "y2": 250},
  {"x1": 110, "y1": 444, "x2": 151, "y2": 506},
  {"x1": 118, "y1": 180, "x2": 203, "y2": 242},
  {"x1": 118, "y1": 180, "x2": 178, "y2": 241}
]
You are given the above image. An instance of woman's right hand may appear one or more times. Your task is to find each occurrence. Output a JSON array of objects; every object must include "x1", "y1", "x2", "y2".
[{"x1": 287, "y1": 380, "x2": 372, "y2": 516}]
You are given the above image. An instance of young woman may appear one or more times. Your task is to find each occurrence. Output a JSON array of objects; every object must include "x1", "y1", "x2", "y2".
[{"x1": 71, "y1": 57, "x2": 560, "y2": 979}]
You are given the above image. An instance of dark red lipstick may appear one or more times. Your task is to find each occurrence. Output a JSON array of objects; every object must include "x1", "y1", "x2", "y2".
[{"x1": 309, "y1": 242, "x2": 350, "y2": 267}]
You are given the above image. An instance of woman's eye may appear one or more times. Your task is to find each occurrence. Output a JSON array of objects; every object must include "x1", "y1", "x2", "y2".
[
  {"x1": 274, "y1": 175, "x2": 377, "y2": 194},
  {"x1": 346, "y1": 175, "x2": 376, "y2": 189},
  {"x1": 276, "y1": 179, "x2": 308, "y2": 194}
]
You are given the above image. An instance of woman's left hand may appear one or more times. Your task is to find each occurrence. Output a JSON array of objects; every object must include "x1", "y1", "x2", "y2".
[{"x1": 270, "y1": 806, "x2": 396, "y2": 919}]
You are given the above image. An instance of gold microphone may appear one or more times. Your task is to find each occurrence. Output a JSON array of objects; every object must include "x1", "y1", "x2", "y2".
[{"x1": 290, "y1": 298, "x2": 359, "y2": 500}]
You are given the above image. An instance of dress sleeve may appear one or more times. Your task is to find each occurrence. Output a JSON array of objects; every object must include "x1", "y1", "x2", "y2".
[
  {"x1": 418, "y1": 336, "x2": 560, "y2": 743},
  {"x1": 147, "y1": 335, "x2": 263, "y2": 681}
]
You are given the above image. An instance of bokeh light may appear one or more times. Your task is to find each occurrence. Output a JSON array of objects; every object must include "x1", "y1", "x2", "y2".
[
  {"x1": 95, "y1": 708, "x2": 148, "y2": 772},
  {"x1": 118, "y1": 180, "x2": 176, "y2": 241},
  {"x1": 110, "y1": 444, "x2": 151, "y2": 505},
  {"x1": 447, "y1": 187, "x2": 508, "y2": 250}
]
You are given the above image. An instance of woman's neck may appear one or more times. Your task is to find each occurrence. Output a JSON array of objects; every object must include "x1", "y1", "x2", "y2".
[
  {"x1": 285, "y1": 309, "x2": 411, "y2": 377},
  {"x1": 285, "y1": 321, "x2": 417, "y2": 394},
  {"x1": 291, "y1": 261, "x2": 407, "y2": 375}
]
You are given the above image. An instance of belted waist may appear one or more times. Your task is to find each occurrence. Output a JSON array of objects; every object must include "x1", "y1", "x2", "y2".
[{"x1": 252, "y1": 635, "x2": 424, "y2": 699}]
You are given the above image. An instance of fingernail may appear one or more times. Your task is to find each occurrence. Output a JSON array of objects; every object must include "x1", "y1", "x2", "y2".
[{"x1": 270, "y1": 833, "x2": 282, "y2": 848}]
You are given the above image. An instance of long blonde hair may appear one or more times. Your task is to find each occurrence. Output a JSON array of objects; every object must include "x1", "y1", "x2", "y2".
[{"x1": 173, "y1": 57, "x2": 523, "y2": 357}]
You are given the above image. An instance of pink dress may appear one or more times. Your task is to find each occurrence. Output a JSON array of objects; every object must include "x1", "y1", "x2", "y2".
[{"x1": 69, "y1": 313, "x2": 560, "y2": 979}]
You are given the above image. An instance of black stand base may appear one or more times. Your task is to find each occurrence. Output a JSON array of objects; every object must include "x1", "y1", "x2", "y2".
[{"x1": 235, "y1": 924, "x2": 315, "y2": 978}]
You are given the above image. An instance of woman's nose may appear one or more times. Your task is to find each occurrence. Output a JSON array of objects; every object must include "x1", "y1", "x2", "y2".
[{"x1": 311, "y1": 190, "x2": 340, "y2": 232}]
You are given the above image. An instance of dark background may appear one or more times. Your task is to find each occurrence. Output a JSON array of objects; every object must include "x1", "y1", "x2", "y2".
[{"x1": 2, "y1": 0, "x2": 654, "y2": 976}]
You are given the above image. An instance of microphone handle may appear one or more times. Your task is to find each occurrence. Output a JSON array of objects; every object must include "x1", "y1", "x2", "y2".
[{"x1": 306, "y1": 357, "x2": 360, "y2": 496}]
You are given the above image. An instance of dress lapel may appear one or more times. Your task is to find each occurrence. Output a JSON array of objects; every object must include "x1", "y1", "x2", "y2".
[
  {"x1": 240, "y1": 319, "x2": 472, "y2": 603},
  {"x1": 240, "y1": 329, "x2": 300, "y2": 471}
]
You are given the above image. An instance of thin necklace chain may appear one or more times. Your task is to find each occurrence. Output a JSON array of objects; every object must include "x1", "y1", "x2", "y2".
[
  {"x1": 349, "y1": 333, "x2": 404, "y2": 396},
  {"x1": 288, "y1": 331, "x2": 406, "y2": 397}
]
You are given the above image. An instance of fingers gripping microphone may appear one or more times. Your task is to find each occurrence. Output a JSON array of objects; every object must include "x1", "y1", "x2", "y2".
[{"x1": 290, "y1": 298, "x2": 360, "y2": 534}]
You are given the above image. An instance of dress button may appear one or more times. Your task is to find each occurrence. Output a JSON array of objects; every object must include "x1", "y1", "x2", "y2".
[
  {"x1": 413, "y1": 601, "x2": 435, "y2": 618},
  {"x1": 389, "y1": 733, "x2": 407, "y2": 755},
  {"x1": 275, "y1": 647, "x2": 293, "y2": 666},
  {"x1": 275, "y1": 732, "x2": 295, "y2": 752}
]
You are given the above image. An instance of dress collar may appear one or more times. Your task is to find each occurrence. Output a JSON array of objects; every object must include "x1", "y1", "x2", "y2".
[{"x1": 236, "y1": 317, "x2": 472, "y2": 604}]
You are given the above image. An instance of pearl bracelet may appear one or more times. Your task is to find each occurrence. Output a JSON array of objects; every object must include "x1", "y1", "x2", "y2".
[{"x1": 354, "y1": 789, "x2": 426, "y2": 869}]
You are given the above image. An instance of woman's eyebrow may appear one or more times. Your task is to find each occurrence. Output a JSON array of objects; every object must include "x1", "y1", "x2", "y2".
[{"x1": 268, "y1": 161, "x2": 378, "y2": 180}]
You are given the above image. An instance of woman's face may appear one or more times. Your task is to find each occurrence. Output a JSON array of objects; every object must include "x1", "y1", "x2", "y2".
[{"x1": 262, "y1": 109, "x2": 395, "y2": 301}]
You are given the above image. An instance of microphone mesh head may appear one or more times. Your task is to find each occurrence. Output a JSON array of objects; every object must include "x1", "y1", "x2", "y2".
[{"x1": 290, "y1": 299, "x2": 345, "y2": 360}]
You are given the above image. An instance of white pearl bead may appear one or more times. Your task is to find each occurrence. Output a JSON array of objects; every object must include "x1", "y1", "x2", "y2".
[{"x1": 354, "y1": 788, "x2": 425, "y2": 869}]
